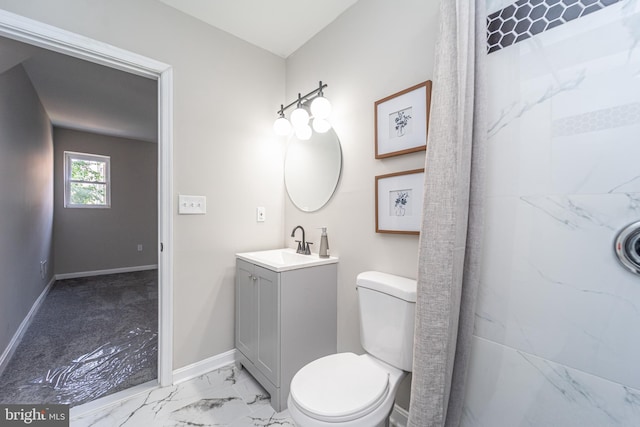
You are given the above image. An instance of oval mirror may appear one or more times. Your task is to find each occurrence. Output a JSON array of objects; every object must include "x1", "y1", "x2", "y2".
[{"x1": 284, "y1": 128, "x2": 342, "y2": 212}]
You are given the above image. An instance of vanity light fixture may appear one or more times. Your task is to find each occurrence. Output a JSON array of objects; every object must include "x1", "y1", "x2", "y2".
[
  {"x1": 273, "y1": 81, "x2": 332, "y2": 139},
  {"x1": 295, "y1": 123, "x2": 313, "y2": 140},
  {"x1": 273, "y1": 109, "x2": 292, "y2": 136},
  {"x1": 290, "y1": 94, "x2": 310, "y2": 128},
  {"x1": 312, "y1": 118, "x2": 331, "y2": 133}
]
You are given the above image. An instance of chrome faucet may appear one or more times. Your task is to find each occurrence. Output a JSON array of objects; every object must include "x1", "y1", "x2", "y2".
[{"x1": 291, "y1": 225, "x2": 312, "y2": 255}]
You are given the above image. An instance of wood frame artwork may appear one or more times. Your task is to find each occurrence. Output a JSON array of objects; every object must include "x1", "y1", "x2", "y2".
[
  {"x1": 375, "y1": 168, "x2": 425, "y2": 235},
  {"x1": 374, "y1": 81, "x2": 432, "y2": 159}
]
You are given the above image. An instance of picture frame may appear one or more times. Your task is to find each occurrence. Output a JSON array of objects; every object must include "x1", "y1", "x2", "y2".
[
  {"x1": 374, "y1": 81, "x2": 432, "y2": 159},
  {"x1": 375, "y1": 169, "x2": 425, "y2": 235}
]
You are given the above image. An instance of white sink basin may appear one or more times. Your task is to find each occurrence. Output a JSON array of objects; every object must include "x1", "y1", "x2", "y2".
[{"x1": 236, "y1": 248, "x2": 338, "y2": 272}]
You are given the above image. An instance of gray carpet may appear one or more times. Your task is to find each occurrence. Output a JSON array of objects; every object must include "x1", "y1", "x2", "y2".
[{"x1": 0, "y1": 270, "x2": 158, "y2": 407}]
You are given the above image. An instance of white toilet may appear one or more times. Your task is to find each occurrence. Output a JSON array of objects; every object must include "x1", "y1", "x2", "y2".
[{"x1": 288, "y1": 271, "x2": 416, "y2": 427}]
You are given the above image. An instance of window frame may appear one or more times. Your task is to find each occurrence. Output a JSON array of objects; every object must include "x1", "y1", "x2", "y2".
[{"x1": 63, "y1": 151, "x2": 111, "y2": 209}]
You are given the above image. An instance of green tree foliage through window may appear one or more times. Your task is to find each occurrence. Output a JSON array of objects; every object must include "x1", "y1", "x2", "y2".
[
  {"x1": 64, "y1": 152, "x2": 111, "y2": 208},
  {"x1": 70, "y1": 159, "x2": 106, "y2": 204}
]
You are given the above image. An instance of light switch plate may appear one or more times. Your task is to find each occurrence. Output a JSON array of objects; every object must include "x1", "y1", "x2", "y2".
[
  {"x1": 257, "y1": 206, "x2": 266, "y2": 222},
  {"x1": 179, "y1": 195, "x2": 206, "y2": 214}
]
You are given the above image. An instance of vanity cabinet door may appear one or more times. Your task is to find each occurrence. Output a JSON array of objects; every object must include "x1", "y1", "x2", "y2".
[
  {"x1": 254, "y1": 264, "x2": 280, "y2": 386},
  {"x1": 236, "y1": 260, "x2": 256, "y2": 361},
  {"x1": 235, "y1": 260, "x2": 281, "y2": 387}
]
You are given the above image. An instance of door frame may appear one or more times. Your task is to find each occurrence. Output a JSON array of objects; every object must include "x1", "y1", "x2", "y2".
[{"x1": 0, "y1": 10, "x2": 174, "y2": 386}]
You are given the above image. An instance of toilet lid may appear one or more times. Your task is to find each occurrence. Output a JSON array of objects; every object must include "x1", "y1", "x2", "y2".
[{"x1": 290, "y1": 353, "x2": 390, "y2": 422}]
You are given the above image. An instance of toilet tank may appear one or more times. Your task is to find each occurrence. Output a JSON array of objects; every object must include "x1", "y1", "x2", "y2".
[{"x1": 356, "y1": 271, "x2": 417, "y2": 372}]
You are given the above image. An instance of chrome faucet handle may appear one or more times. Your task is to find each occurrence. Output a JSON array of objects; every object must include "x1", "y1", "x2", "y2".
[
  {"x1": 304, "y1": 242, "x2": 313, "y2": 255},
  {"x1": 291, "y1": 226, "x2": 306, "y2": 253}
]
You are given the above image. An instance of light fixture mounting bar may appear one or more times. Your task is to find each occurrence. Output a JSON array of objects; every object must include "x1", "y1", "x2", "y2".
[{"x1": 277, "y1": 81, "x2": 328, "y2": 116}]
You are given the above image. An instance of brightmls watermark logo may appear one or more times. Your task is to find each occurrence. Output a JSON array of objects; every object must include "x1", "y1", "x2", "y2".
[{"x1": 0, "y1": 405, "x2": 68, "y2": 426}]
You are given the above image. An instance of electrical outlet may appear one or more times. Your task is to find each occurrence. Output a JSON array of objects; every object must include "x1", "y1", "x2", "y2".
[
  {"x1": 257, "y1": 207, "x2": 266, "y2": 222},
  {"x1": 40, "y1": 260, "x2": 47, "y2": 279},
  {"x1": 137, "y1": 244, "x2": 143, "y2": 252}
]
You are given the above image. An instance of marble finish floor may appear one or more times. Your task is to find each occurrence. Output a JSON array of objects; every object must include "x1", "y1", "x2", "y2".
[{"x1": 71, "y1": 364, "x2": 294, "y2": 426}]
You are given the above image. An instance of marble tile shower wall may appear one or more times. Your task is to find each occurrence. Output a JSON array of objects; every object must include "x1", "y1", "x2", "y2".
[{"x1": 462, "y1": 1, "x2": 640, "y2": 425}]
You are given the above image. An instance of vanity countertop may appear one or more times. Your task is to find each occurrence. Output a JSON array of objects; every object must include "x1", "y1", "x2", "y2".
[{"x1": 236, "y1": 248, "x2": 338, "y2": 272}]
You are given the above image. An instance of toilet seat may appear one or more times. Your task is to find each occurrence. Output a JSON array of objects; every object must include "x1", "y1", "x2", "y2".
[{"x1": 289, "y1": 353, "x2": 390, "y2": 423}]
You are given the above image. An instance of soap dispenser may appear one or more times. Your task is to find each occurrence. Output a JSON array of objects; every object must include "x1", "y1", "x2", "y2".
[{"x1": 319, "y1": 227, "x2": 330, "y2": 258}]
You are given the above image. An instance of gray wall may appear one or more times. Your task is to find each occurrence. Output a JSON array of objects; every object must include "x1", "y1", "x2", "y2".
[
  {"x1": 0, "y1": 64, "x2": 54, "y2": 356},
  {"x1": 53, "y1": 127, "x2": 157, "y2": 274}
]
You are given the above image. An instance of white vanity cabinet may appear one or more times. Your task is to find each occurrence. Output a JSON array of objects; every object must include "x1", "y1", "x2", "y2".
[{"x1": 235, "y1": 251, "x2": 337, "y2": 411}]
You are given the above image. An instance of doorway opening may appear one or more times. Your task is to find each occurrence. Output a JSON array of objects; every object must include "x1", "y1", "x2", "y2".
[{"x1": 0, "y1": 10, "x2": 173, "y2": 407}]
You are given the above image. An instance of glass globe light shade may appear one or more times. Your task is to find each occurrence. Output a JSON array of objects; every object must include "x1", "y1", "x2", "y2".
[
  {"x1": 312, "y1": 118, "x2": 331, "y2": 134},
  {"x1": 295, "y1": 124, "x2": 312, "y2": 141},
  {"x1": 273, "y1": 116, "x2": 292, "y2": 136},
  {"x1": 290, "y1": 107, "x2": 310, "y2": 128},
  {"x1": 310, "y1": 96, "x2": 331, "y2": 120}
]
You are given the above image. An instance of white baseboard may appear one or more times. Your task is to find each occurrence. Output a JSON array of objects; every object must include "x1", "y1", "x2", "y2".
[
  {"x1": 0, "y1": 276, "x2": 56, "y2": 377},
  {"x1": 55, "y1": 264, "x2": 158, "y2": 280},
  {"x1": 389, "y1": 403, "x2": 409, "y2": 427},
  {"x1": 173, "y1": 349, "x2": 238, "y2": 384}
]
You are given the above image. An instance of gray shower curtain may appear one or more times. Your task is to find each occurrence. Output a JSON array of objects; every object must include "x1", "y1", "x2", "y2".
[{"x1": 408, "y1": 1, "x2": 487, "y2": 426}]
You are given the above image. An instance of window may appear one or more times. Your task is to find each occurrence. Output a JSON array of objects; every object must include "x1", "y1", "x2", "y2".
[{"x1": 64, "y1": 151, "x2": 111, "y2": 208}]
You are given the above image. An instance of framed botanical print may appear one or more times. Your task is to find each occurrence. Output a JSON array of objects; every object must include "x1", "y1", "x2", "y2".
[
  {"x1": 374, "y1": 81, "x2": 432, "y2": 159},
  {"x1": 375, "y1": 169, "x2": 425, "y2": 235}
]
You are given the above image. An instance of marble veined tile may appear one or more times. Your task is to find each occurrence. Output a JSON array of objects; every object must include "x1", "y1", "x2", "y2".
[
  {"x1": 551, "y1": 122, "x2": 640, "y2": 195},
  {"x1": 462, "y1": 336, "x2": 640, "y2": 427},
  {"x1": 71, "y1": 364, "x2": 293, "y2": 426},
  {"x1": 233, "y1": 374, "x2": 271, "y2": 409},
  {"x1": 485, "y1": 1, "x2": 640, "y2": 198},
  {"x1": 229, "y1": 405, "x2": 295, "y2": 427},
  {"x1": 165, "y1": 393, "x2": 251, "y2": 426},
  {"x1": 548, "y1": 48, "x2": 640, "y2": 194},
  {"x1": 476, "y1": 193, "x2": 640, "y2": 389}
]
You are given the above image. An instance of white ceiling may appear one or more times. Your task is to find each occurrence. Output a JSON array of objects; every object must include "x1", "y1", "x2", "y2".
[
  {"x1": 0, "y1": 36, "x2": 158, "y2": 142},
  {"x1": 157, "y1": 0, "x2": 360, "y2": 58},
  {"x1": 24, "y1": 50, "x2": 158, "y2": 142}
]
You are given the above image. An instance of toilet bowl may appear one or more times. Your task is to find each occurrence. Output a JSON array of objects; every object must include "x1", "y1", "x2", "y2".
[
  {"x1": 287, "y1": 353, "x2": 406, "y2": 427},
  {"x1": 288, "y1": 271, "x2": 416, "y2": 427}
]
